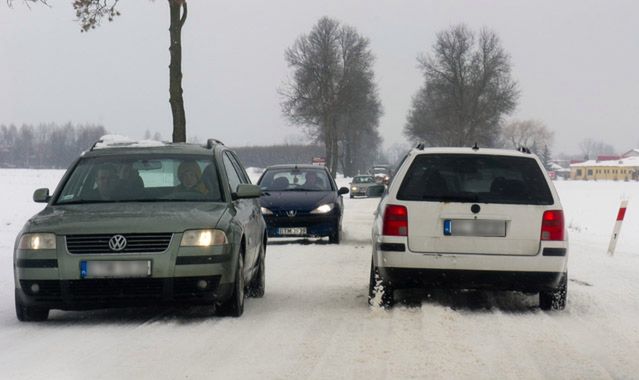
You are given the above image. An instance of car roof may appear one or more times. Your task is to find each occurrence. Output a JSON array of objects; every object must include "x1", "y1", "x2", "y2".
[
  {"x1": 410, "y1": 146, "x2": 537, "y2": 158},
  {"x1": 264, "y1": 164, "x2": 328, "y2": 170},
  {"x1": 81, "y1": 141, "x2": 223, "y2": 158}
]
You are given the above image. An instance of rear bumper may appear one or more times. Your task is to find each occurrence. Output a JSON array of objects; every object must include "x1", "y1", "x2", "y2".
[
  {"x1": 16, "y1": 276, "x2": 232, "y2": 311},
  {"x1": 378, "y1": 267, "x2": 565, "y2": 292}
]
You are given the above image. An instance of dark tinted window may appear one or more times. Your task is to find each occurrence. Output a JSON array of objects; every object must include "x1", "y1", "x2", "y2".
[
  {"x1": 258, "y1": 168, "x2": 332, "y2": 191},
  {"x1": 397, "y1": 154, "x2": 553, "y2": 205}
]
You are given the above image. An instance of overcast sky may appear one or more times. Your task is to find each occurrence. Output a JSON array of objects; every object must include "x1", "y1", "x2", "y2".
[{"x1": 1, "y1": 0, "x2": 638, "y2": 154}]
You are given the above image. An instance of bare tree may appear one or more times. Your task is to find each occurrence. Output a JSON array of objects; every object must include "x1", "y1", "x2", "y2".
[
  {"x1": 501, "y1": 119, "x2": 554, "y2": 155},
  {"x1": 405, "y1": 24, "x2": 518, "y2": 147},
  {"x1": 281, "y1": 17, "x2": 381, "y2": 176},
  {"x1": 12, "y1": 0, "x2": 189, "y2": 143},
  {"x1": 579, "y1": 138, "x2": 616, "y2": 160}
]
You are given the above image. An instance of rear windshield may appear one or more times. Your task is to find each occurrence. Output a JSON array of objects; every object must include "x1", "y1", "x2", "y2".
[
  {"x1": 397, "y1": 154, "x2": 554, "y2": 205},
  {"x1": 54, "y1": 154, "x2": 224, "y2": 204}
]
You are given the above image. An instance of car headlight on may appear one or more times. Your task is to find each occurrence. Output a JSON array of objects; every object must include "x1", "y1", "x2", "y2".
[
  {"x1": 18, "y1": 233, "x2": 56, "y2": 250},
  {"x1": 181, "y1": 229, "x2": 228, "y2": 247},
  {"x1": 310, "y1": 204, "x2": 334, "y2": 214},
  {"x1": 351, "y1": 186, "x2": 358, "y2": 191},
  {"x1": 260, "y1": 207, "x2": 273, "y2": 215}
]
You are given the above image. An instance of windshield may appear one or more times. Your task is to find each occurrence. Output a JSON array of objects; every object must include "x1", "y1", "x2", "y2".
[
  {"x1": 397, "y1": 154, "x2": 553, "y2": 205},
  {"x1": 353, "y1": 176, "x2": 375, "y2": 184},
  {"x1": 55, "y1": 154, "x2": 224, "y2": 204},
  {"x1": 258, "y1": 168, "x2": 333, "y2": 191}
]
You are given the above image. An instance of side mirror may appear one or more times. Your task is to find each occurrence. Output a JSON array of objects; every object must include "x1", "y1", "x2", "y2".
[
  {"x1": 33, "y1": 188, "x2": 51, "y2": 203},
  {"x1": 338, "y1": 187, "x2": 349, "y2": 195},
  {"x1": 234, "y1": 184, "x2": 262, "y2": 199}
]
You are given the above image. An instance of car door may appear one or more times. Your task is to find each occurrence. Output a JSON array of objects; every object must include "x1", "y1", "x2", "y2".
[{"x1": 222, "y1": 152, "x2": 261, "y2": 270}]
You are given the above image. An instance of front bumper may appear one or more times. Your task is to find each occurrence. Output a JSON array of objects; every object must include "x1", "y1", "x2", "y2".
[
  {"x1": 15, "y1": 276, "x2": 232, "y2": 310},
  {"x1": 264, "y1": 213, "x2": 339, "y2": 238}
]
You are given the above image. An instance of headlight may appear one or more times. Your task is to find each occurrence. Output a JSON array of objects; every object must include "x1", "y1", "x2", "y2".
[
  {"x1": 310, "y1": 204, "x2": 334, "y2": 214},
  {"x1": 351, "y1": 186, "x2": 358, "y2": 191},
  {"x1": 260, "y1": 207, "x2": 273, "y2": 215},
  {"x1": 181, "y1": 229, "x2": 227, "y2": 247},
  {"x1": 19, "y1": 233, "x2": 56, "y2": 250}
]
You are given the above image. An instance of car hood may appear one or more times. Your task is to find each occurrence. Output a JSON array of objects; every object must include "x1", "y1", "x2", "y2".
[
  {"x1": 260, "y1": 191, "x2": 336, "y2": 212},
  {"x1": 24, "y1": 202, "x2": 229, "y2": 234}
]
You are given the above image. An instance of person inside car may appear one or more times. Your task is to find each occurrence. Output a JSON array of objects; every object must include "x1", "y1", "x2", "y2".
[
  {"x1": 304, "y1": 171, "x2": 324, "y2": 190},
  {"x1": 176, "y1": 160, "x2": 208, "y2": 194},
  {"x1": 88, "y1": 164, "x2": 120, "y2": 200}
]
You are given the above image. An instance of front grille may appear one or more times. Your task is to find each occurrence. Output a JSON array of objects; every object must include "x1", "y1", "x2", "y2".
[
  {"x1": 66, "y1": 233, "x2": 173, "y2": 254},
  {"x1": 66, "y1": 278, "x2": 164, "y2": 299}
]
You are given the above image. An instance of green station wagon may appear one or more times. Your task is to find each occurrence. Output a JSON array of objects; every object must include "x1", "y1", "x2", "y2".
[{"x1": 14, "y1": 138, "x2": 267, "y2": 321}]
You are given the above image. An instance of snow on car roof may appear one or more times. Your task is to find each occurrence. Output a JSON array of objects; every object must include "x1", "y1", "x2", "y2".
[{"x1": 92, "y1": 134, "x2": 167, "y2": 149}]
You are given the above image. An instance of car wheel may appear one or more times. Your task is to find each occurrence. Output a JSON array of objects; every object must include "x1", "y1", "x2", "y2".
[
  {"x1": 368, "y1": 259, "x2": 394, "y2": 308},
  {"x1": 217, "y1": 251, "x2": 245, "y2": 317},
  {"x1": 329, "y1": 225, "x2": 341, "y2": 244},
  {"x1": 15, "y1": 290, "x2": 49, "y2": 322},
  {"x1": 539, "y1": 273, "x2": 567, "y2": 311},
  {"x1": 247, "y1": 243, "x2": 265, "y2": 298},
  {"x1": 349, "y1": 194, "x2": 353, "y2": 199}
]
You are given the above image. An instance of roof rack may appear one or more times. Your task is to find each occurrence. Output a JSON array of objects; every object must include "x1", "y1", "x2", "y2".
[
  {"x1": 89, "y1": 139, "x2": 103, "y2": 151},
  {"x1": 415, "y1": 142, "x2": 425, "y2": 150},
  {"x1": 517, "y1": 146, "x2": 531, "y2": 154},
  {"x1": 206, "y1": 138, "x2": 225, "y2": 149}
]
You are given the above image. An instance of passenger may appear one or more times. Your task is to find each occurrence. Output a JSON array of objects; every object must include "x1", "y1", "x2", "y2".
[
  {"x1": 176, "y1": 160, "x2": 208, "y2": 194},
  {"x1": 91, "y1": 164, "x2": 119, "y2": 200},
  {"x1": 304, "y1": 172, "x2": 323, "y2": 190}
]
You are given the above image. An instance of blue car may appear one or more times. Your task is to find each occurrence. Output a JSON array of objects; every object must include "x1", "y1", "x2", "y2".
[{"x1": 257, "y1": 165, "x2": 349, "y2": 244}]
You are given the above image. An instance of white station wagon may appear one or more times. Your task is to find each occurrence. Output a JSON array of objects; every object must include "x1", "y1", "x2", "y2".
[{"x1": 369, "y1": 146, "x2": 568, "y2": 310}]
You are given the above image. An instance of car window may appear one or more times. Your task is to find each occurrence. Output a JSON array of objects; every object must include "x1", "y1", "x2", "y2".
[
  {"x1": 397, "y1": 154, "x2": 554, "y2": 205},
  {"x1": 222, "y1": 152, "x2": 243, "y2": 193},
  {"x1": 258, "y1": 168, "x2": 332, "y2": 191},
  {"x1": 225, "y1": 151, "x2": 251, "y2": 184},
  {"x1": 55, "y1": 154, "x2": 224, "y2": 204}
]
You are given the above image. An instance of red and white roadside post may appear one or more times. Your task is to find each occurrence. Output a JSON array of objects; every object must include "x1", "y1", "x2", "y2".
[{"x1": 607, "y1": 200, "x2": 628, "y2": 256}]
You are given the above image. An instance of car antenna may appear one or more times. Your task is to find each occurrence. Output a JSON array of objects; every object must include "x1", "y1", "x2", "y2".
[
  {"x1": 416, "y1": 142, "x2": 425, "y2": 150},
  {"x1": 517, "y1": 146, "x2": 531, "y2": 154},
  {"x1": 472, "y1": 142, "x2": 479, "y2": 151}
]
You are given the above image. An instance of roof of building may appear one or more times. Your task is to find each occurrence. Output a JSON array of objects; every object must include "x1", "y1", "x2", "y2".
[{"x1": 570, "y1": 156, "x2": 639, "y2": 168}]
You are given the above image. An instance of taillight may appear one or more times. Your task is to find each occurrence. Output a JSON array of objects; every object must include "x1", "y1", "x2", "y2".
[
  {"x1": 383, "y1": 205, "x2": 408, "y2": 236},
  {"x1": 541, "y1": 210, "x2": 564, "y2": 241}
]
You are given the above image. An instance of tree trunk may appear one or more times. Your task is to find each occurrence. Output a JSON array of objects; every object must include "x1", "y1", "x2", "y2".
[{"x1": 168, "y1": 0, "x2": 187, "y2": 143}]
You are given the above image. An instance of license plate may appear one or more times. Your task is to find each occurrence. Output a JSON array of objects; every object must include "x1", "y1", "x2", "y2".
[
  {"x1": 278, "y1": 227, "x2": 307, "y2": 236},
  {"x1": 443, "y1": 219, "x2": 506, "y2": 237},
  {"x1": 80, "y1": 260, "x2": 152, "y2": 279}
]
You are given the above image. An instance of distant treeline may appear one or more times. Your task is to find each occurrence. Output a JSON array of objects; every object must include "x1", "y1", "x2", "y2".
[
  {"x1": 0, "y1": 123, "x2": 107, "y2": 168},
  {"x1": 232, "y1": 144, "x2": 326, "y2": 169}
]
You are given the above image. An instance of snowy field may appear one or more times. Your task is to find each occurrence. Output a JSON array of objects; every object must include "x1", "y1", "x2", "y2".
[{"x1": 1, "y1": 168, "x2": 638, "y2": 379}]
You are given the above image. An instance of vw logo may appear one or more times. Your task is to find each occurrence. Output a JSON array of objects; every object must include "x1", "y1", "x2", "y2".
[
  {"x1": 108, "y1": 234, "x2": 127, "y2": 251},
  {"x1": 286, "y1": 210, "x2": 297, "y2": 217}
]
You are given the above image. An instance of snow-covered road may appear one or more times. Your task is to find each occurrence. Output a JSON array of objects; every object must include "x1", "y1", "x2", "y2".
[{"x1": 1, "y1": 169, "x2": 638, "y2": 379}]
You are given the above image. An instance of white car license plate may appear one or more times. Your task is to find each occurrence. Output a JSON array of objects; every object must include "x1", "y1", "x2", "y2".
[
  {"x1": 278, "y1": 227, "x2": 307, "y2": 236},
  {"x1": 444, "y1": 219, "x2": 506, "y2": 237},
  {"x1": 80, "y1": 260, "x2": 152, "y2": 279}
]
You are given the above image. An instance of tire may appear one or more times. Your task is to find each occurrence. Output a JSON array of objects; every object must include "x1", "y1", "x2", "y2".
[
  {"x1": 539, "y1": 273, "x2": 567, "y2": 311},
  {"x1": 329, "y1": 223, "x2": 341, "y2": 244},
  {"x1": 247, "y1": 244, "x2": 265, "y2": 298},
  {"x1": 15, "y1": 290, "x2": 49, "y2": 322},
  {"x1": 217, "y1": 251, "x2": 245, "y2": 317},
  {"x1": 368, "y1": 259, "x2": 394, "y2": 308}
]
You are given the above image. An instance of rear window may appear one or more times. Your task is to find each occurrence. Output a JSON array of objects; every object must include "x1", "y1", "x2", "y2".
[{"x1": 397, "y1": 154, "x2": 554, "y2": 205}]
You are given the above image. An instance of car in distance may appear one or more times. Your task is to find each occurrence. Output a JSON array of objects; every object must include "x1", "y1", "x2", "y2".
[
  {"x1": 349, "y1": 175, "x2": 385, "y2": 198},
  {"x1": 257, "y1": 164, "x2": 349, "y2": 244},
  {"x1": 14, "y1": 137, "x2": 267, "y2": 321},
  {"x1": 370, "y1": 164, "x2": 392, "y2": 185},
  {"x1": 370, "y1": 146, "x2": 568, "y2": 310}
]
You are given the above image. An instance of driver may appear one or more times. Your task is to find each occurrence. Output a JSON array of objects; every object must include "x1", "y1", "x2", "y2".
[
  {"x1": 176, "y1": 160, "x2": 208, "y2": 194},
  {"x1": 304, "y1": 171, "x2": 323, "y2": 190}
]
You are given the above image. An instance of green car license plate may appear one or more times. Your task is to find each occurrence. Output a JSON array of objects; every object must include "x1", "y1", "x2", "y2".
[
  {"x1": 80, "y1": 260, "x2": 152, "y2": 279},
  {"x1": 278, "y1": 227, "x2": 307, "y2": 236}
]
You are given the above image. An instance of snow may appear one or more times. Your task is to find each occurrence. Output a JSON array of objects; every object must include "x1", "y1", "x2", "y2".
[
  {"x1": 1, "y1": 169, "x2": 639, "y2": 379},
  {"x1": 92, "y1": 134, "x2": 167, "y2": 149}
]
